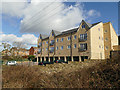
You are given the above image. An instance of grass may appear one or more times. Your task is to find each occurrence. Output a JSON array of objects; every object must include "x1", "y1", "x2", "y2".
[{"x1": 2, "y1": 55, "x2": 120, "y2": 88}]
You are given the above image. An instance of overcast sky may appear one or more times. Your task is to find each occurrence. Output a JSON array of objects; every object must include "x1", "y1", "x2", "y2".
[{"x1": 0, "y1": 0, "x2": 118, "y2": 51}]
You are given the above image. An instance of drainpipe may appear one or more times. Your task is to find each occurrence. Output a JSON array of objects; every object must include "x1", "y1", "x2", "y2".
[{"x1": 70, "y1": 32, "x2": 73, "y2": 61}]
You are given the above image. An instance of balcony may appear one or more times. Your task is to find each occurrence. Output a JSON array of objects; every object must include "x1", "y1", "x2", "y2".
[
  {"x1": 50, "y1": 42, "x2": 54, "y2": 46},
  {"x1": 49, "y1": 50, "x2": 54, "y2": 53},
  {"x1": 78, "y1": 38, "x2": 87, "y2": 42},
  {"x1": 38, "y1": 43, "x2": 42, "y2": 48},
  {"x1": 78, "y1": 48, "x2": 87, "y2": 52},
  {"x1": 37, "y1": 49, "x2": 41, "y2": 54}
]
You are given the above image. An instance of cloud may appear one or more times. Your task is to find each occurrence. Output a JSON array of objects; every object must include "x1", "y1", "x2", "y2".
[
  {"x1": 2, "y1": 1, "x2": 101, "y2": 35},
  {"x1": 1, "y1": 33, "x2": 38, "y2": 45},
  {"x1": 87, "y1": 9, "x2": 101, "y2": 17}
]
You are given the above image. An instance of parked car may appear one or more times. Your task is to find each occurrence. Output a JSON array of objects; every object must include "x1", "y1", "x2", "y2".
[
  {"x1": 38, "y1": 61, "x2": 54, "y2": 66},
  {"x1": 38, "y1": 62, "x2": 44, "y2": 65},
  {"x1": 54, "y1": 59, "x2": 68, "y2": 64},
  {"x1": 6, "y1": 61, "x2": 17, "y2": 66}
]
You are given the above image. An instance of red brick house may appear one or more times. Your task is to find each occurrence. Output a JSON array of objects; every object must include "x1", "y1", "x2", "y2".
[{"x1": 29, "y1": 47, "x2": 38, "y2": 55}]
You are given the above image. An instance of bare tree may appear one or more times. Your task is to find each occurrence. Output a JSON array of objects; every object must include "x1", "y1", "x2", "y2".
[
  {"x1": 2, "y1": 43, "x2": 11, "y2": 56},
  {"x1": 12, "y1": 41, "x2": 27, "y2": 64}
]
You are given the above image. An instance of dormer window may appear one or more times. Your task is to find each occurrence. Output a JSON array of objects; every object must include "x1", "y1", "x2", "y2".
[
  {"x1": 40, "y1": 36, "x2": 42, "y2": 39},
  {"x1": 82, "y1": 25, "x2": 85, "y2": 28}
]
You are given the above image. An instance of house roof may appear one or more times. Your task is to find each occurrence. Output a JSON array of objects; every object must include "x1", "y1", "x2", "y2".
[
  {"x1": 39, "y1": 20, "x2": 103, "y2": 39},
  {"x1": 42, "y1": 35, "x2": 49, "y2": 39},
  {"x1": 53, "y1": 30, "x2": 61, "y2": 36}
]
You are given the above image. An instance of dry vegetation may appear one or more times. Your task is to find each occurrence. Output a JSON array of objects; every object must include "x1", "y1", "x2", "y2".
[{"x1": 2, "y1": 55, "x2": 120, "y2": 88}]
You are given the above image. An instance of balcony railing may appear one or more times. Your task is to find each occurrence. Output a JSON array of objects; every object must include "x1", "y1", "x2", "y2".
[
  {"x1": 38, "y1": 43, "x2": 42, "y2": 47},
  {"x1": 78, "y1": 38, "x2": 87, "y2": 42},
  {"x1": 78, "y1": 48, "x2": 87, "y2": 52},
  {"x1": 37, "y1": 50, "x2": 41, "y2": 54},
  {"x1": 49, "y1": 50, "x2": 54, "y2": 53},
  {"x1": 50, "y1": 42, "x2": 54, "y2": 46}
]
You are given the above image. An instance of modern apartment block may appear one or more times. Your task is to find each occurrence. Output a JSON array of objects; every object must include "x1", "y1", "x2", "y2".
[{"x1": 37, "y1": 20, "x2": 118, "y2": 62}]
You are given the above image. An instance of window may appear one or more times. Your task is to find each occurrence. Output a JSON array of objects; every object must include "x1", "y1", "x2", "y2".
[
  {"x1": 61, "y1": 38, "x2": 64, "y2": 42},
  {"x1": 50, "y1": 40, "x2": 54, "y2": 44},
  {"x1": 82, "y1": 25, "x2": 85, "y2": 28},
  {"x1": 74, "y1": 44, "x2": 76, "y2": 48},
  {"x1": 40, "y1": 36, "x2": 42, "y2": 39},
  {"x1": 56, "y1": 46, "x2": 58, "y2": 50},
  {"x1": 102, "y1": 37, "x2": 103, "y2": 40},
  {"x1": 61, "y1": 46, "x2": 63, "y2": 50},
  {"x1": 98, "y1": 28, "x2": 100, "y2": 31},
  {"x1": 80, "y1": 43, "x2": 87, "y2": 50},
  {"x1": 50, "y1": 47, "x2": 54, "y2": 50},
  {"x1": 39, "y1": 43, "x2": 41, "y2": 46},
  {"x1": 56, "y1": 39, "x2": 59, "y2": 42},
  {"x1": 105, "y1": 30, "x2": 107, "y2": 33},
  {"x1": 106, "y1": 46, "x2": 108, "y2": 50},
  {"x1": 46, "y1": 48, "x2": 48, "y2": 51},
  {"x1": 105, "y1": 38, "x2": 108, "y2": 41},
  {"x1": 99, "y1": 45, "x2": 101, "y2": 48},
  {"x1": 43, "y1": 42, "x2": 45, "y2": 45},
  {"x1": 99, "y1": 36, "x2": 100, "y2": 40},
  {"x1": 46, "y1": 41, "x2": 48, "y2": 44},
  {"x1": 52, "y1": 33, "x2": 54, "y2": 36},
  {"x1": 43, "y1": 48, "x2": 44, "y2": 51},
  {"x1": 74, "y1": 35, "x2": 76, "y2": 39},
  {"x1": 80, "y1": 33, "x2": 87, "y2": 40},
  {"x1": 68, "y1": 37, "x2": 71, "y2": 41},
  {"x1": 67, "y1": 45, "x2": 71, "y2": 49}
]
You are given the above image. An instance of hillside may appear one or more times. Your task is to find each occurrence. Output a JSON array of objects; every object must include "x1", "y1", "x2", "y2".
[{"x1": 2, "y1": 55, "x2": 120, "y2": 88}]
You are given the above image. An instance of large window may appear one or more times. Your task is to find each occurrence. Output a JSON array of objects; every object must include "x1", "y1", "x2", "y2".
[
  {"x1": 74, "y1": 44, "x2": 76, "y2": 48},
  {"x1": 46, "y1": 41, "x2": 48, "y2": 44},
  {"x1": 61, "y1": 38, "x2": 64, "y2": 42},
  {"x1": 80, "y1": 43, "x2": 87, "y2": 50},
  {"x1": 80, "y1": 33, "x2": 87, "y2": 41},
  {"x1": 82, "y1": 25, "x2": 85, "y2": 28},
  {"x1": 68, "y1": 36, "x2": 71, "y2": 41},
  {"x1": 56, "y1": 46, "x2": 58, "y2": 50},
  {"x1": 74, "y1": 35, "x2": 76, "y2": 39},
  {"x1": 56, "y1": 39, "x2": 59, "y2": 42},
  {"x1": 61, "y1": 46, "x2": 63, "y2": 50},
  {"x1": 67, "y1": 45, "x2": 71, "y2": 49}
]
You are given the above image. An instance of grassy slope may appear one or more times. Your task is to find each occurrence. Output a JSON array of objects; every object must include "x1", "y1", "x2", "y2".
[{"x1": 2, "y1": 55, "x2": 120, "y2": 88}]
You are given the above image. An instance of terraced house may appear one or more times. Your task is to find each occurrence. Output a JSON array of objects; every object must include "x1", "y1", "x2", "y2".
[{"x1": 37, "y1": 20, "x2": 118, "y2": 62}]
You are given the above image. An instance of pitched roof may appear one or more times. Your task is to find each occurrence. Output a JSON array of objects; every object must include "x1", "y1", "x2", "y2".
[
  {"x1": 91, "y1": 21, "x2": 102, "y2": 27},
  {"x1": 41, "y1": 35, "x2": 49, "y2": 39},
  {"x1": 53, "y1": 30, "x2": 61, "y2": 36},
  {"x1": 61, "y1": 28, "x2": 78, "y2": 34},
  {"x1": 83, "y1": 20, "x2": 92, "y2": 28},
  {"x1": 39, "y1": 20, "x2": 103, "y2": 39}
]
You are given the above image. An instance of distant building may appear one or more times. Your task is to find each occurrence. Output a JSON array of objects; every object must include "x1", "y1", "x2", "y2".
[
  {"x1": 10, "y1": 47, "x2": 29, "y2": 56},
  {"x1": 29, "y1": 47, "x2": 38, "y2": 56},
  {"x1": 37, "y1": 20, "x2": 118, "y2": 62}
]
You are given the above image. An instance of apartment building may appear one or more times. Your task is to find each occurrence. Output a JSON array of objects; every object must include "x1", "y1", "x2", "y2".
[{"x1": 37, "y1": 20, "x2": 118, "y2": 62}]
